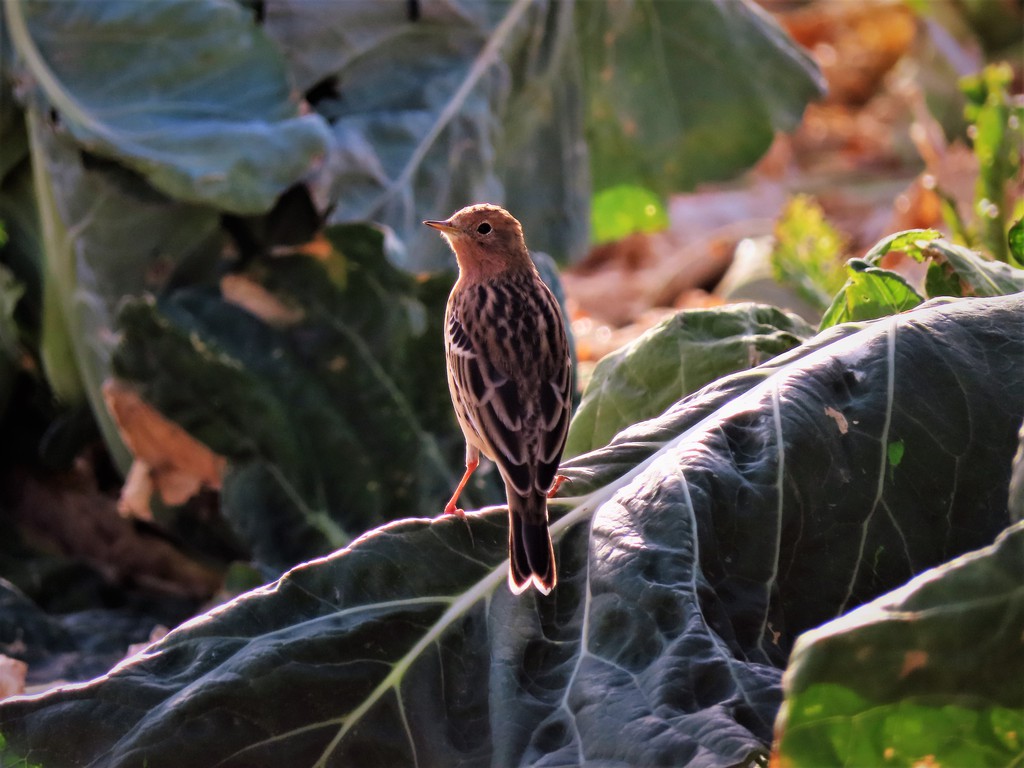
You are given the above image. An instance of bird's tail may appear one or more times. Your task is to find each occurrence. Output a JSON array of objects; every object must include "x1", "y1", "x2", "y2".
[{"x1": 507, "y1": 491, "x2": 556, "y2": 595}]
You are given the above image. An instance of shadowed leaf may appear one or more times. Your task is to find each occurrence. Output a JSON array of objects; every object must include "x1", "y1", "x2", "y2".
[{"x1": 2, "y1": 294, "x2": 1022, "y2": 766}]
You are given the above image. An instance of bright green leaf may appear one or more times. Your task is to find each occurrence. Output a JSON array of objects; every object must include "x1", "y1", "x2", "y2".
[
  {"x1": 888, "y1": 440, "x2": 905, "y2": 469},
  {"x1": 821, "y1": 232, "x2": 1024, "y2": 330},
  {"x1": 887, "y1": 439, "x2": 905, "y2": 482},
  {"x1": 819, "y1": 260, "x2": 923, "y2": 330},
  {"x1": 862, "y1": 228, "x2": 940, "y2": 261},
  {"x1": 959, "y1": 63, "x2": 1020, "y2": 263},
  {"x1": 1008, "y1": 217, "x2": 1024, "y2": 267},
  {"x1": 590, "y1": 185, "x2": 668, "y2": 244},
  {"x1": 0, "y1": 731, "x2": 42, "y2": 768}
]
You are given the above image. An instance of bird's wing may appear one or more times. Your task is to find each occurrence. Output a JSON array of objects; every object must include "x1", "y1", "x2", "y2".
[
  {"x1": 447, "y1": 306, "x2": 525, "y2": 465},
  {"x1": 448, "y1": 279, "x2": 572, "y2": 498},
  {"x1": 531, "y1": 284, "x2": 573, "y2": 493}
]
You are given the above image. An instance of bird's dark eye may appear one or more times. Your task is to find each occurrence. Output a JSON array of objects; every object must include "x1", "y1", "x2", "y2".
[{"x1": 476, "y1": 222, "x2": 492, "y2": 235}]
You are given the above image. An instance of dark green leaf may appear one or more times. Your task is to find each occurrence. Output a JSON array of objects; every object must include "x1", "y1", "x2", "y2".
[
  {"x1": 578, "y1": 0, "x2": 824, "y2": 195},
  {"x1": 497, "y1": 0, "x2": 592, "y2": 262},
  {"x1": 112, "y1": 223, "x2": 493, "y2": 571},
  {"x1": 0, "y1": 262, "x2": 23, "y2": 417},
  {"x1": 923, "y1": 238, "x2": 1024, "y2": 297},
  {"x1": 775, "y1": 521, "x2": 1024, "y2": 767},
  {"x1": 0, "y1": 45, "x2": 28, "y2": 184},
  {"x1": 0, "y1": 162, "x2": 42, "y2": 324},
  {"x1": 6, "y1": 0, "x2": 331, "y2": 214},
  {"x1": 4, "y1": 294, "x2": 1022, "y2": 766},
  {"x1": 1009, "y1": 419, "x2": 1024, "y2": 521},
  {"x1": 566, "y1": 302, "x2": 813, "y2": 457},
  {"x1": 0, "y1": 261, "x2": 22, "y2": 360},
  {"x1": 263, "y1": 0, "x2": 589, "y2": 267},
  {"x1": 924, "y1": 259, "x2": 965, "y2": 298},
  {"x1": 25, "y1": 109, "x2": 222, "y2": 465}
]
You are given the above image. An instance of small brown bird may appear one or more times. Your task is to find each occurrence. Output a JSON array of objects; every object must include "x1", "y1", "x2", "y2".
[{"x1": 424, "y1": 204, "x2": 572, "y2": 595}]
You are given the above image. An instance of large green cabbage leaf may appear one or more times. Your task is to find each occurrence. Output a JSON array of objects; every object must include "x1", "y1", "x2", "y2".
[
  {"x1": 2, "y1": 293, "x2": 1021, "y2": 766},
  {"x1": 774, "y1": 521, "x2": 1024, "y2": 767},
  {"x1": 578, "y1": 0, "x2": 824, "y2": 196},
  {"x1": 109, "y1": 224, "x2": 478, "y2": 571},
  {"x1": 260, "y1": 0, "x2": 590, "y2": 268},
  {"x1": 565, "y1": 303, "x2": 814, "y2": 457},
  {"x1": 4, "y1": 0, "x2": 332, "y2": 214},
  {"x1": 0, "y1": 0, "x2": 823, "y2": 490},
  {"x1": 263, "y1": 0, "x2": 821, "y2": 265},
  {"x1": 773, "y1": 409, "x2": 1024, "y2": 767}
]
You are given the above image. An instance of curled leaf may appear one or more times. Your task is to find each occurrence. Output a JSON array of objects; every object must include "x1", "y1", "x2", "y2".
[{"x1": 103, "y1": 379, "x2": 226, "y2": 517}]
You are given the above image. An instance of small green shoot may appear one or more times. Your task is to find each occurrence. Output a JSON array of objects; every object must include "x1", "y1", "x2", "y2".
[
  {"x1": 770, "y1": 195, "x2": 848, "y2": 312},
  {"x1": 958, "y1": 63, "x2": 1023, "y2": 264}
]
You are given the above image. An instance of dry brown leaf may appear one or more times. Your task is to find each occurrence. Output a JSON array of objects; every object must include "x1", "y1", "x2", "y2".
[
  {"x1": 0, "y1": 655, "x2": 27, "y2": 700},
  {"x1": 780, "y1": 0, "x2": 917, "y2": 106},
  {"x1": 220, "y1": 273, "x2": 304, "y2": 327},
  {"x1": 103, "y1": 379, "x2": 226, "y2": 518},
  {"x1": 119, "y1": 459, "x2": 155, "y2": 521}
]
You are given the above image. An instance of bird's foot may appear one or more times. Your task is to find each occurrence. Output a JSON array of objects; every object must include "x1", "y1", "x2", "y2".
[
  {"x1": 443, "y1": 503, "x2": 466, "y2": 518},
  {"x1": 547, "y1": 475, "x2": 570, "y2": 498},
  {"x1": 442, "y1": 503, "x2": 474, "y2": 546}
]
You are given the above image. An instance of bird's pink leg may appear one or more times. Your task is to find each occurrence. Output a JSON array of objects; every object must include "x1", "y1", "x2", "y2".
[
  {"x1": 547, "y1": 474, "x2": 570, "y2": 498},
  {"x1": 444, "y1": 454, "x2": 479, "y2": 518}
]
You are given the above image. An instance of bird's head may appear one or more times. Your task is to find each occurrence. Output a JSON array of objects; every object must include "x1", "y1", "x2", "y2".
[{"x1": 424, "y1": 204, "x2": 531, "y2": 276}]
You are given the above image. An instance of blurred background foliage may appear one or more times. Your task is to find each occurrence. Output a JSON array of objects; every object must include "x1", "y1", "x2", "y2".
[
  {"x1": 0, "y1": 0, "x2": 822, "y2": 589},
  {"x1": 0, "y1": 0, "x2": 1020, "y2": 700}
]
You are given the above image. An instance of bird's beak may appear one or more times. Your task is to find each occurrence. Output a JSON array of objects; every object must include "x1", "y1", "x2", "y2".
[{"x1": 423, "y1": 219, "x2": 457, "y2": 234}]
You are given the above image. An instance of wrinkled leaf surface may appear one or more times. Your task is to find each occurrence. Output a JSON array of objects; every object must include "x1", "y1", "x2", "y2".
[
  {"x1": 774, "y1": 522, "x2": 1024, "y2": 767},
  {"x1": 263, "y1": 0, "x2": 586, "y2": 267},
  {"x1": 2, "y1": 294, "x2": 1022, "y2": 766}
]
